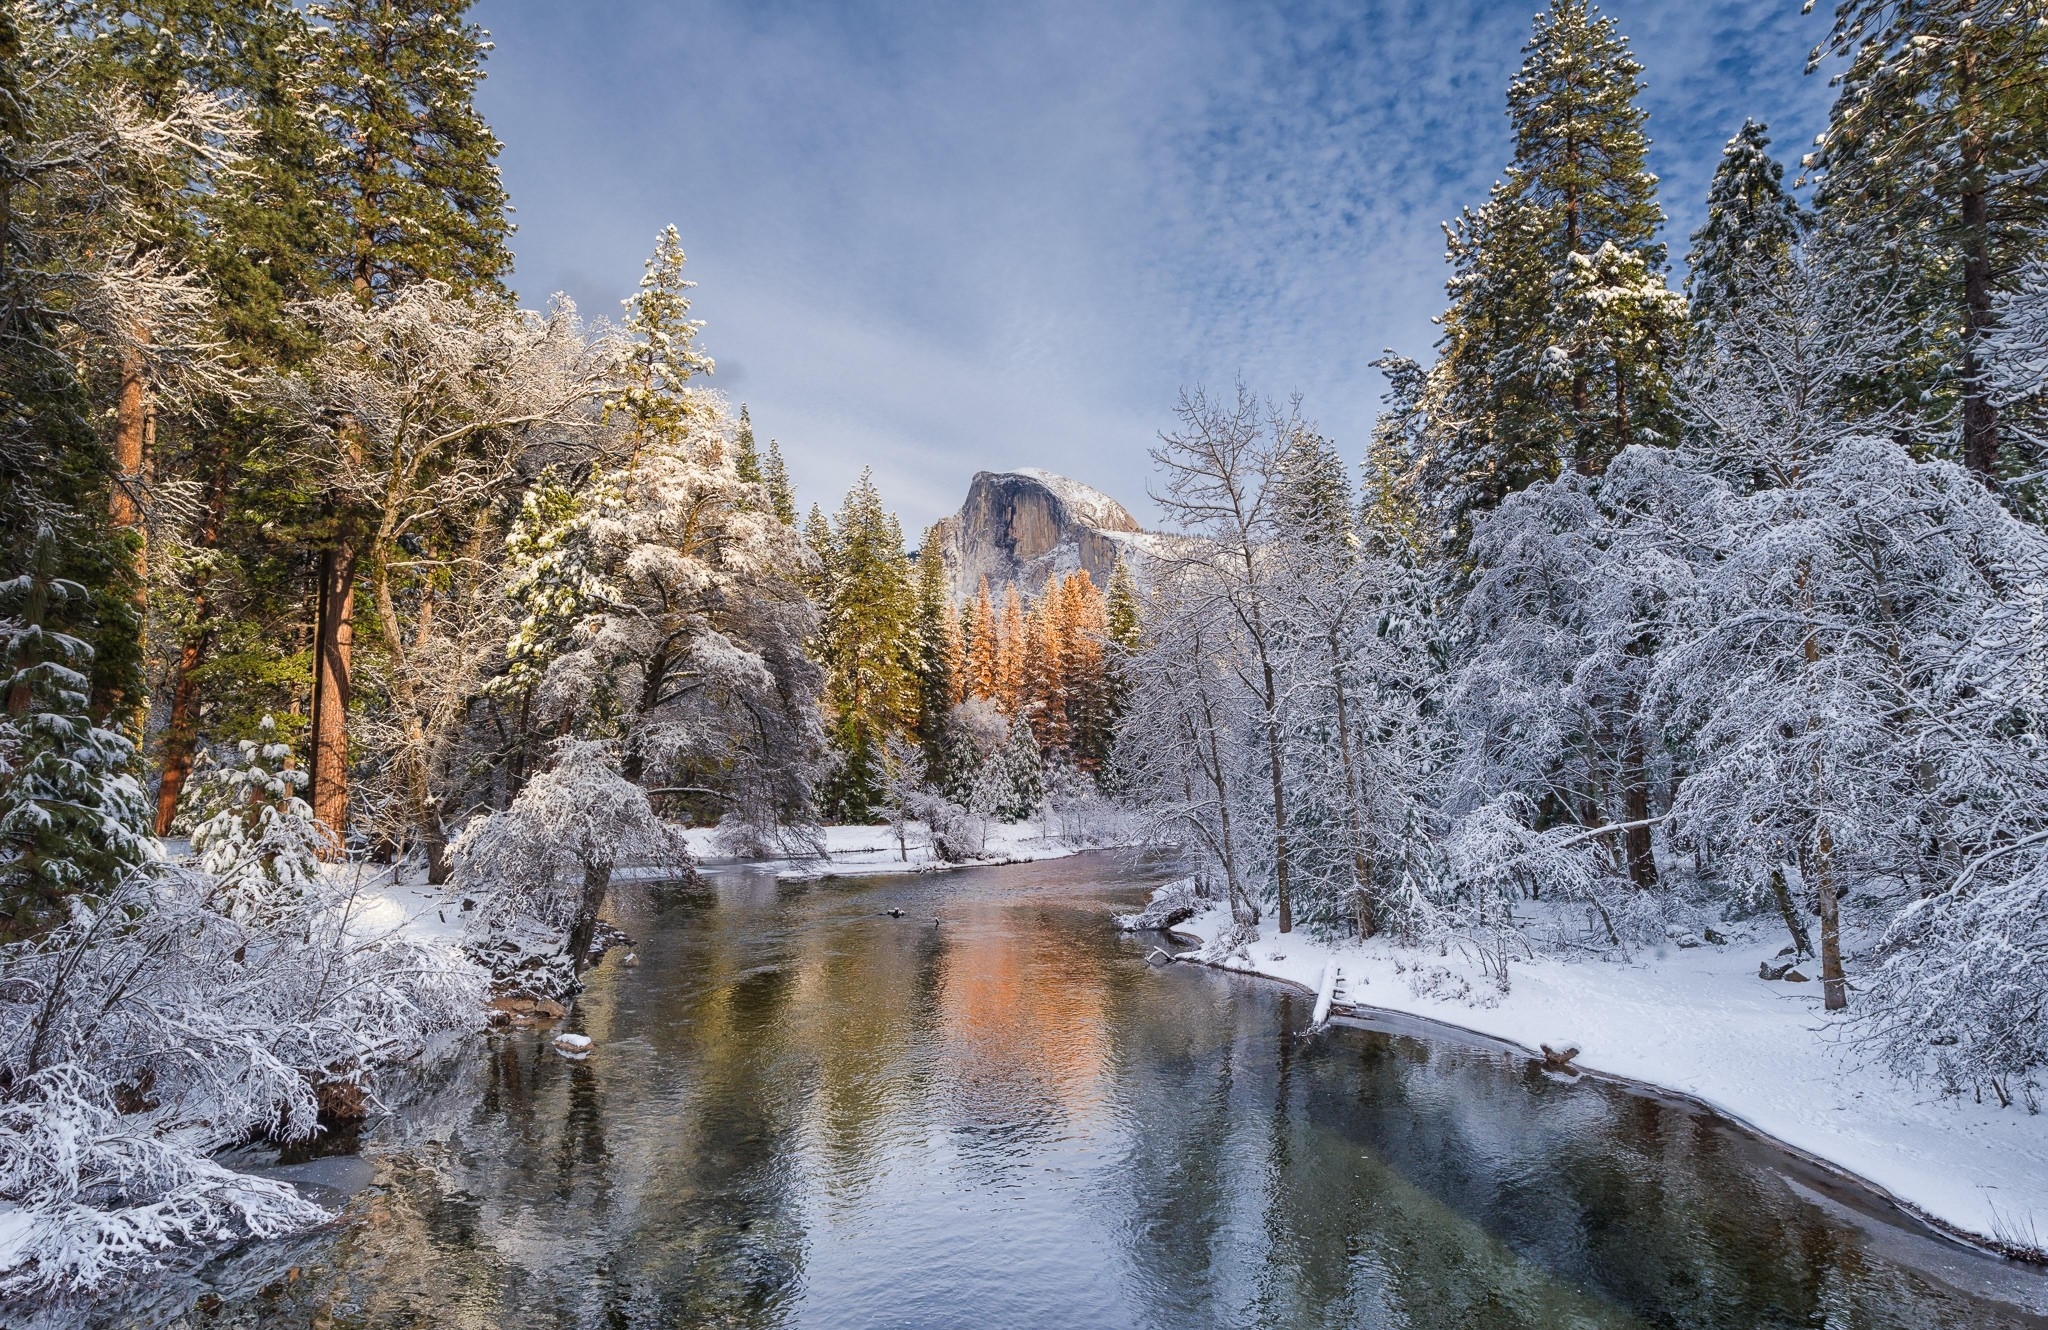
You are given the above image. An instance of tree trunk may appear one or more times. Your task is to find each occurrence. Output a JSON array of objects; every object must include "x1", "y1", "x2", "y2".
[
  {"x1": 1328, "y1": 630, "x2": 1375, "y2": 937},
  {"x1": 1620, "y1": 722, "x2": 1656, "y2": 889},
  {"x1": 310, "y1": 542, "x2": 357, "y2": 855},
  {"x1": 152, "y1": 630, "x2": 208, "y2": 835},
  {"x1": 111, "y1": 340, "x2": 148, "y2": 540},
  {"x1": 1258, "y1": 651, "x2": 1292, "y2": 935},
  {"x1": 1956, "y1": 43, "x2": 2000, "y2": 482},
  {"x1": 1770, "y1": 865, "x2": 1813, "y2": 959},
  {"x1": 565, "y1": 858, "x2": 612, "y2": 974},
  {"x1": 1815, "y1": 823, "x2": 1847, "y2": 1011}
]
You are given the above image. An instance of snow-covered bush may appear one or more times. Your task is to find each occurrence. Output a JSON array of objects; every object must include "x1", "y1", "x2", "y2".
[
  {"x1": 455, "y1": 740, "x2": 692, "y2": 998},
  {"x1": 0, "y1": 863, "x2": 482, "y2": 1301},
  {"x1": 185, "y1": 717, "x2": 325, "y2": 923}
]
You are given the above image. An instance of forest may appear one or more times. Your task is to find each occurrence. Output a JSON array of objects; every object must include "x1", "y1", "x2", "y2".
[{"x1": 2, "y1": 0, "x2": 2047, "y2": 1304}]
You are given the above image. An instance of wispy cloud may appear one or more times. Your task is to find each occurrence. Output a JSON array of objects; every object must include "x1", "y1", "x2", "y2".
[{"x1": 477, "y1": 0, "x2": 1839, "y2": 530}]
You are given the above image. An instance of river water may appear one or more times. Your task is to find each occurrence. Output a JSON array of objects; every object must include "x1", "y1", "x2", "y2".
[{"x1": 92, "y1": 853, "x2": 2048, "y2": 1329}]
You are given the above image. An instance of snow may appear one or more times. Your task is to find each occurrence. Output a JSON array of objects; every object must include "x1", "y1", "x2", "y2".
[
  {"x1": 1162, "y1": 894, "x2": 2048, "y2": 1259},
  {"x1": 682, "y1": 820, "x2": 1105, "y2": 879}
]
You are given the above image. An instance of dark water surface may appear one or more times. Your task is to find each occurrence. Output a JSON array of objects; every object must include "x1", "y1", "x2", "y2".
[{"x1": 91, "y1": 853, "x2": 2048, "y2": 1329}]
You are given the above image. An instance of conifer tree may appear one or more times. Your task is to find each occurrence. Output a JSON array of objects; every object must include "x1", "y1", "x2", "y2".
[
  {"x1": 1807, "y1": 0, "x2": 2048, "y2": 483},
  {"x1": 1415, "y1": 0, "x2": 1672, "y2": 541},
  {"x1": 0, "y1": 526, "x2": 149, "y2": 937},
  {"x1": 815, "y1": 470, "x2": 916, "y2": 821},
  {"x1": 1022, "y1": 595, "x2": 1068, "y2": 755},
  {"x1": 1505, "y1": 0, "x2": 1669, "y2": 473},
  {"x1": 1685, "y1": 120, "x2": 1802, "y2": 341},
  {"x1": 306, "y1": 0, "x2": 513, "y2": 301},
  {"x1": 762, "y1": 440, "x2": 798, "y2": 526},
  {"x1": 964, "y1": 576, "x2": 1000, "y2": 699},
  {"x1": 910, "y1": 529, "x2": 956, "y2": 776},
  {"x1": 1506, "y1": 0, "x2": 1662, "y2": 267},
  {"x1": 732, "y1": 405, "x2": 763, "y2": 485},
  {"x1": 1421, "y1": 188, "x2": 1567, "y2": 542},
  {"x1": 995, "y1": 582, "x2": 1028, "y2": 712}
]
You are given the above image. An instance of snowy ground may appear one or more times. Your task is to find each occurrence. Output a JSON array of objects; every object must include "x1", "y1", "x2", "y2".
[
  {"x1": 681, "y1": 820, "x2": 1107, "y2": 879},
  {"x1": 1161, "y1": 891, "x2": 2048, "y2": 1262}
]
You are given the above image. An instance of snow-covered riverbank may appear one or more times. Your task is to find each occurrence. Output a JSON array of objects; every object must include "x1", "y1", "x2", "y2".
[
  {"x1": 682, "y1": 820, "x2": 1110, "y2": 879},
  {"x1": 1158, "y1": 894, "x2": 2048, "y2": 1264}
]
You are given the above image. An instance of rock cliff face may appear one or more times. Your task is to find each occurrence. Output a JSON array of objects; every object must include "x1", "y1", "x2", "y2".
[{"x1": 928, "y1": 468, "x2": 1154, "y2": 602}]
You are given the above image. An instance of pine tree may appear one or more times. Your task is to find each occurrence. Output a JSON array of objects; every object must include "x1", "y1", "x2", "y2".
[
  {"x1": 815, "y1": 470, "x2": 916, "y2": 821},
  {"x1": 733, "y1": 405, "x2": 763, "y2": 486},
  {"x1": 1506, "y1": 0, "x2": 1669, "y2": 474},
  {"x1": 0, "y1": 526, "x2": 149, "y2": 937},
  {"x1": 1415, "y1": 0, "x2": 1671, "y2": 542},
  {"x1": 910, "y1": 529, "x2": 956, "y2": 777},
  {"x1": 963, "y1": 576, "x2": 1000, "y2": 700},
  {"x1": 186, "y1": 715, "x2": 326, "y2": 922},
  {"x1": 995, "y1": 582, "x2": 1028, "y2": 712},
  {"x1": 1505, "y1": 0, "x2": 1662, "y2": 268},
  {"x1": 1021, "y1": 595, "x2": 1068, "y2": 755},
  {"x1": 1555, "y1": 241, "x2": 1688, "y2": 469},
  {"x1": 1101, "y1": 557, "x2": 1142, "y2": 788},
  {"x1": 1056, "y1": 571, "x2": 1113, "y2": 778},
  {"x1": 306, "y1": 0, "x2": 513, "y2": 301},
  {"x1": 1807, "y1": 0, "x2": 2048, "y2": 483},
  {"x1": 1685, "y1": 120, "x2": 1802, "y2": 341},
  {"x1": 610, "y1": 226, "x2": 716, "y2": 455},
  {"x1": 762, "y1": 440, "x2": 798, "y2": 526},
  {"x1": 1422, "y1": 187, "x2": 1567, "y2": 541}
]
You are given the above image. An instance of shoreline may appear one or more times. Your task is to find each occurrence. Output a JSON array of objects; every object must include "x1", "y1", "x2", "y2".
[{"x1": 1156, "y1": 902, "x2": 2048, "y2": 1271}]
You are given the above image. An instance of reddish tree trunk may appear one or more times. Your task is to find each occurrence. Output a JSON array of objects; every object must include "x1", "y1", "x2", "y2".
[{"x1": 310, "y1": 543, "x2": 357, "y2": 854}]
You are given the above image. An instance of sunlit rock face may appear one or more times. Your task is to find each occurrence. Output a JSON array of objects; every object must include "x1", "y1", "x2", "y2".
[{"x1": 928, "y1": 468, "x2": 1155, "y2": 601}]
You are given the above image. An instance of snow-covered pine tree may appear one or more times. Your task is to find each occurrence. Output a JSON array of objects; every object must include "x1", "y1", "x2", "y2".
[
  {"x1": 1504, "y1": 0, "x2": 1670, "y2": 475},
  {"x1": 186, "y1": 716, "x2": 326, "y2": 922},
  {"x1": 1806, "y1": 0, "x2": 2048, "y2": 484},
  {"x1": 1506, "y1": 0, "x2": 1662, "y2": 268},
  {"x1": 971, "y1": 711, "x2": 1044, "y2": 823},
  {"x1": 0, "y1": 526, "x2": 150, "y2": 936},
  {"x1": 762, "y1": 439, "x2": 798, "y2": 526},
  {"x1": 517, "y1": 231, "x2": 823, "y2": 849},
  {"x1": 1684, "y1": 120, "x2": 1801, "y2": 343},
  {"x1": 1553, "y1": 241, "x2": 1687, "y2": 470},
  {"x1": 733, "y1": 404, "x2": 763, "y2": 486}
]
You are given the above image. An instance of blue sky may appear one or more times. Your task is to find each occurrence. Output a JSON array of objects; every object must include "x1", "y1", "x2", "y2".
[{"x1": 474, "y1": 0, "x2": 1838, "y2": 532}]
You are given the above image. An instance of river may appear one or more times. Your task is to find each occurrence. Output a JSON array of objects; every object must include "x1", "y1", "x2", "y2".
[{"x1": 89, "y1": 852, "x2": 2048, "y2": 1329}]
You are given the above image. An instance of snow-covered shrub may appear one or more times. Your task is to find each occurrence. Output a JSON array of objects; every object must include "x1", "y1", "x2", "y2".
[
  {"x1": 916, "y1": 790, "x2": 988, "y2": 864},
  {"x1": 185, "y1": 717, "x2": 325, "y2": 923},
  {"x1": 455, "y1": 740, "x2": 691, "y2": 997},
  {"x1": 0, "y1": 863, "x2": 481, "y2": 1301}
]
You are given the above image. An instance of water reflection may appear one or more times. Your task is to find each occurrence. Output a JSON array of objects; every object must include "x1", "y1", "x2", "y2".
[{"x1": 90, "y1": 855, "x2": 2048, "y2": 1330}]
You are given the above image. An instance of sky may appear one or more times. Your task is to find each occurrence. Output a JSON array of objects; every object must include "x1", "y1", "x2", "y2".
[{"x1": 473, "y1": 0, "x2": 1841, "y2": 533}]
